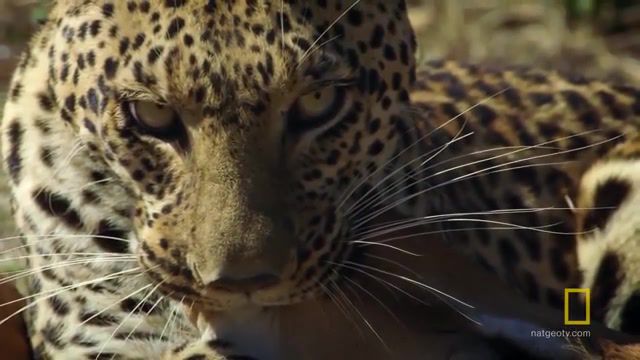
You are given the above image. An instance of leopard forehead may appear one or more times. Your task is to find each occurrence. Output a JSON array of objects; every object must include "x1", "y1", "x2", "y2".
[{"x1": 50, "y1": 0, "x2": 416, "y2": 107}]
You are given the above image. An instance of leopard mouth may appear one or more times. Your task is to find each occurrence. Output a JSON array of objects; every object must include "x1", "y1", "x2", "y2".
[
  {"x1": 139, "y1": 250, "x2": 308, "y2": 310},
  {"x1": 139, "y1": 249, "x2": 357, "y2": 311},
  {"x1": 136, "y1": 206, "x2": 356, "y2": 309}
]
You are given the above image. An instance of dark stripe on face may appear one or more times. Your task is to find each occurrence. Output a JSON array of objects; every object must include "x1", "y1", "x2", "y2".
[
  {"x1": 94, "y1": 219, "x2": 130, "y2": 253},
  {"x1": 32, "y1": 188, "x2": 84, "y2": 229},
  {"x1": 6, "y1": 120, "x2": 24, "y2": 183}
]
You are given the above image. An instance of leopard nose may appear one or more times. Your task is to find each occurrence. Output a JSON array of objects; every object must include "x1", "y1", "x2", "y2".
[
  {"x1": 199, "y1": 260, "x2": 282, "y2": 293},
  {"x1": 209, "y1": 273, "x2": 280, "y2": 293}
]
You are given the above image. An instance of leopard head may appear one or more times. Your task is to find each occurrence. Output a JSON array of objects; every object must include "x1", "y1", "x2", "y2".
[{"x1": 48, "y1": 0, "x2": 416, "y2": 310}]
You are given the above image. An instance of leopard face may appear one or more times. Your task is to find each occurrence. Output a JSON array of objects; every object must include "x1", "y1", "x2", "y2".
[{"x1": 43, "y1": 0, "x2": 416, "y2": 310}]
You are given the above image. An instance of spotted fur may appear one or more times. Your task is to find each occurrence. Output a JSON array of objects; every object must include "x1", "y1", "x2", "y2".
[{"x1": 1, "y1": 0, "x2": 639, "y2": 359}]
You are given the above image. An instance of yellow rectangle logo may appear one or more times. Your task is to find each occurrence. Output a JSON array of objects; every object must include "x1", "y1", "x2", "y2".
[{"x1": 564, "y1": 288, "x2": 590, "y2": 325}]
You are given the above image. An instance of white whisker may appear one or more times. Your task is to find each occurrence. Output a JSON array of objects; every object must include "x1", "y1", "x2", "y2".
[
  {"x1": 347, "y1": 128, "x2": 474, "y2": 218},
  {"x1": 121, "y1": 293, "x2": 166, "y2": 344},
  {"x1": 332, "y1": 278, "x2": 390, "y2": 352},
  {"x1": 342, "y1": 261, "x2": 473, "y2": 309},
  {"x1": 0, "y1": 267, "x2": 142, "y2": 326},
  {"x1": 355, "y1": 131, "x2": 621, "y2": 227},
  {"x1": 349, "y1": 240, "x2": 422, "y2": 257},
  {"x1": 354, "y1": 207, "x2": 562, "y2": 237},
  {"x1": 320, "y1": 282, "x2": 363, "y2": 337},
  {"x1": 0, "y1": 257, "x2": 138, "y2": 285},
  {"x1": 353, "y1": 129, "x2": 602, "y2": 221},
  {"x1": 297, "y1": 0, "x2": 362, "y2": 66},
  {"x1": 97, "y1": 281, "x2": 163, "y2": 359},
  {"x1": 0, "y1": 252, "x2": 136, "y2": 263},
  {"x1": 363, "y1": 253, "x2": 425, "y2": 280},
  {"x1": 337, "y1": 88, "x2": 509, "y2": 212},
  {"x1": 78, "y1": 281, "x2": 155, "y2": 327},
  {"x1": 328, "y1": 261, "x2": 429, "y2": 307},
  {"x1": 341, "y1": 273, "x2": 403, "y2": 327},
  {"x1": 337, "y1": 261, "x2": 481, "y2": 326},
  {"x1": 159, "y1": 296, "x2": 183, "y2": 342}
]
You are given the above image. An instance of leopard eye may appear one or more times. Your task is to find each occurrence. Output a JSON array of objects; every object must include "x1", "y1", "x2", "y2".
[
  {"x1": 287, "y1": 86, "x2": 347, "y2": 133},
  {"x1": 123, "y1": 101, "x2": 184, "y2": 141}
]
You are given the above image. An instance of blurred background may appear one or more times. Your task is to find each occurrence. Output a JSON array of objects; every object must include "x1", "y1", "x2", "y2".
[{"x1": 0, "y1": 0, "x2": 639, "y2": 240}]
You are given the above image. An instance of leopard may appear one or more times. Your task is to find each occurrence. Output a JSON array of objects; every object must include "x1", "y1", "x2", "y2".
[{"x1": 1, "y1": 0, "x2": 639, "y2": 359}]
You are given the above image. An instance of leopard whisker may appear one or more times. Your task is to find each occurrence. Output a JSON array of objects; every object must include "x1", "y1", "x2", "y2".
[
  {"x1": 359, "y1": 226, "x2": 554, "y2": 246},
  {"x1": 441, "y1": 218, "x2": 588, "y2": 236},
  {"x1": 297, "y1": 0, "x2": 362, "y2": 67},
  {"x1": 327, "y1": 261, "x2": 430, "y2": 307},
  {"x1": 352, "y1": 207, "x2": 569, "y2": 236},
  {"x1": 0, "y1": 252, "x2": 136, "y2": 263},
  {"x1": 0, "y1": 266, "x2": 144, "y2": 307},
  {"x1": 355, "y1": 131, "x2": 622, "y2": 227},
  {"x1": 96, "y1": 281, "x2": 163, "y2": 360},
  {"x1": 349, "y1": 240, "x2": 422, "y2": 257},
  {"x1": 0, "y1": 258, "x2": 139, "y2": 285},
  {"x1": 338, "y1": 261, "x2": 482, "y2": 326},
  {"x1": 355, "y1": 203, "x2": 609, "y2": 243},
  {"x1": 353, "y1": 208, "x2": 545, "y2": 235},
  {"x1": 78, "y1": 281, "x2": 156, "y2": 327},
  {"x1": 337, "y1": 88, "x2": 509, "y2": 212},
  {"x1": 340, "y1": 272, "x2": 404, "y2": 327},
  {"x1": 320, "y1": 282, "x2": 364, "y2": 338},
  {"x1": 353, "y1": 128, "x2": 604, "y2": 216},
  {"x1": 295, "y1": 34, "x2": 346, "y2": 77},
  {"x1": 56, "y1": 177, "x2": 115, "y2": 196},
  {"x1": 342, "y1": 277, "x2": 365, "y2": 304},
  {"x1": 0, "y1": 272, "x2": 144, "y2": 317},
  {"x1": 120, "y1": 292, "x2": 167, "y2": 344},
  {"x1": 0, "y1": 266, "x2": 143, "y2": 327},
  {"x1": 0, "y1": 233, "x2": 131, "y2": 246},
  {"x1": 329, "y1": 279, "x2": 367, "y2": 340},
  {"x1": 0, "y1": 234, "x2": 132, "y2": 263},
  {"x1": 173, "y1": 299, "x2": 195, "y2": 338},
  {"x1": 340, "y1": 122, "x2": 472, "y2": 215},
  {"x1": 54, "y1": 140, "x2": 85, "y2": 175},
  {"x1": 346, "y1": 127, "x2": 475, "y2": 217},
  {"x1": 350, "y1": 129, "x2": 607, "y2": 221},
  {"x1": 159, "y1": 296, "x2": 183, "y2": 342},
  {"x1": 331, "y1": 278, "x2": 391, "y2": 352},
  {"x1": 31, "y1": 140, "x2": 86, "y2": 204},
  {"x1": 350, "y1": 143, "x2": 569, "y2": 218},
  {"x1": 419, "y1": 144, "x2": 565, "y2": 177},
  {"x1": 342, "y1": 260, "x2": 474, "y2": 309},
  {"x1": 353, "y1": 217, "x2": 570, "y2": 243},
  {"x1": 362, "y1": 253, "x2": 425, "y2": 281}
]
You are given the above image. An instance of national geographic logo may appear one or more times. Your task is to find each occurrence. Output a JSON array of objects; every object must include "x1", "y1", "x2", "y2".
[{"x1": 564, "y1": 288, "x2": 590, "y2": 326}]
